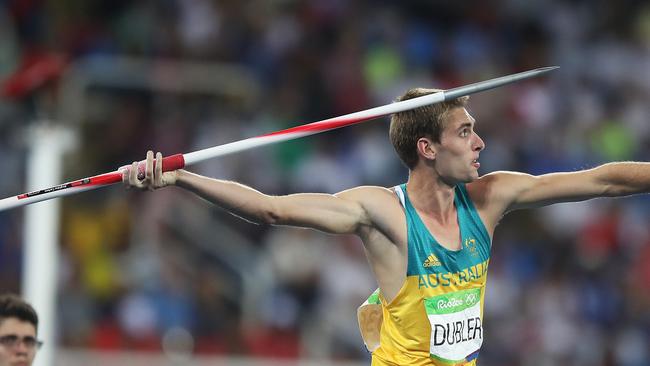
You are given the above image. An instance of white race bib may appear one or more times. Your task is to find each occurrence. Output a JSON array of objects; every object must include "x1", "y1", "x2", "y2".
[{"x1": 425, "y1": 288, "x2": 483, "y2": 363}]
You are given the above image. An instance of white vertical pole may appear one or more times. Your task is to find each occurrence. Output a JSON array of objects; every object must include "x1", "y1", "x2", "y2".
[{"x1": 22, "y1": 123, "x2": 75, "y2": 366}]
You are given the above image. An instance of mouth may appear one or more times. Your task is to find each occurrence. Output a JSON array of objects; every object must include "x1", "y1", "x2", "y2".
[{"x1": 471, "y1": 158, "x2": 480, "y2": 169}]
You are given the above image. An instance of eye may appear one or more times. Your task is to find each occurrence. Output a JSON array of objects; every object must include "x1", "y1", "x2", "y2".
[
  {"x1": 460, "y1": 128, "x2": 470, "y2": 137},
  {"x1": 0, "y1": 335, "x2": 18, "y2": 346},
  {"x1": 23, "y1": 337, "x2": 37, "y2": 348}
]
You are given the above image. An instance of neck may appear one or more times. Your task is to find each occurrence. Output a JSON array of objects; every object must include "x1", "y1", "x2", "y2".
[{"x1": 406, "y1": 168, "x2": 457, "y2": 223}]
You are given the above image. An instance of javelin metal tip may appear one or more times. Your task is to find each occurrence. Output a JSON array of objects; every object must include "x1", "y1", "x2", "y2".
[
  {"x1": 443, "y1": 66, "x2": 559, "y2": 100},
  {"x1": 535, "y1": 66, "x2": 560, "y2": 73}
]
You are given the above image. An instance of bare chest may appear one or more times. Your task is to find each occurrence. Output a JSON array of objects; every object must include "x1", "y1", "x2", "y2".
[{"x1": 418, "y1": 213, "x2": 462, "y2": 251}]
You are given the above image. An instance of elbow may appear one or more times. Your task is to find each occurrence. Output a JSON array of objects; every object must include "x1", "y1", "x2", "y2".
[
  {"x1": 601, "y1": 184, "x2": 622, "y2": 197},
  {"x1": 259, "y1": 209, "x2": 282, "y2": 225},
  {"x1": 258, "y1": 197, "x2": 283, "y2": 225},
  {"x1": 229, "y1": 196, "x2": 282, "y2": 226},
  {"x1": 235, "y1": 208, "x2": 280, "y2": 226},
  {"x1": 598, "y1": 180, "x2": 650, "y2": 197},
  {"x1": 597, "y1": 163, "x2": 650, "y2": 197}
]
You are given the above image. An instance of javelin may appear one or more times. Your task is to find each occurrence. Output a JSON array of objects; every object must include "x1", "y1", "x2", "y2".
[{"x1": 0, "y1": 66, "x2": 558, "y2": 211}]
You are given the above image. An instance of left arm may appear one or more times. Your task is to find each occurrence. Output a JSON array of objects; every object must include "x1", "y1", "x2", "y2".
[
  {"x1": 511, "y1": 162, "x2": 650, "y2": 210},
  {"x1": 491, "y1": 162, "x2": 650, "y2": 212},
  {"x1": 468, "y1": 162, "x2": 650, "y2": 231}
]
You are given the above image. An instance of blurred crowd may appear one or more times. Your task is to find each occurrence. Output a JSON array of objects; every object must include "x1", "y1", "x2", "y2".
[{"x1": 1, "y1": 0, "x2": 650, "y2": 365}]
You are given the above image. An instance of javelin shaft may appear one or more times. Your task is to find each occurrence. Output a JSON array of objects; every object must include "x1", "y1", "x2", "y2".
[{"x1": 0, "y1": 66, "x2": 557, "y2": 211}]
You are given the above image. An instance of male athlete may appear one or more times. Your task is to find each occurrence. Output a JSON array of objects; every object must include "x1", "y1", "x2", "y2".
[
  {"x1": 124, "y1": 88, "x2": 650, "y2": 365},
  {"x1": 0, "y1": 294, "x2": 42, "y2": 366}
]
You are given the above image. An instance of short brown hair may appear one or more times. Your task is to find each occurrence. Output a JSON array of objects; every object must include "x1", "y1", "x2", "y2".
[
  {"x1": 0, "y1": 294, "x2": 38, "y2": 333},
  {"x1": 389, "y1": 88, "x2": 469, "y2": 169}
]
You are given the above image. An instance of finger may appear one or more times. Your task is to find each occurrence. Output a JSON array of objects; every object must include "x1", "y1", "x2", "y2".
[
  {"x1": 145, "y1": 150, "x2": 154, "y2": 185},
  {"x1": 154, "y1": 152, "x2": 163, "y2": 188},
  {"x1": 121, "y1": 167, "x2": 131, "y2": 189},
  {"x1": 130, "y1": 161, "x2": 143, "y2": 188}
]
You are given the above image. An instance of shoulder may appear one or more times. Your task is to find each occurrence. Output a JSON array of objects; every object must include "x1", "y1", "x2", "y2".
[
  {"x1": 336, "y1": 185, "x2": 404, "y2": 227},
  {"x1": 466, "y1": 171, "x2": 533, "y2": 204},
  {"x1": 465, "y1": 171, "x2": 533, "y2": 230},
  {"x1": 335, "y1": 185, "x2": 401, "y2": 213},
  {"x1": 335, "y1": 185, "x2": 398, "y2": 201}
]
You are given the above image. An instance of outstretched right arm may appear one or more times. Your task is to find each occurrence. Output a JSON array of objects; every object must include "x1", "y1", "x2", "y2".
[
  {"x1": 123, "y1": 151, "x2": 373, "y2": 235},
  {"x1": 176, "y1": 170, "x2": 373, "y2": 234}
]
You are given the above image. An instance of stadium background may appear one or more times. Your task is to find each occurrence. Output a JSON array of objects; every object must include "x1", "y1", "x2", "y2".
[{"x1": 1, "y1": 1, "x2": 649, "y2": 365}]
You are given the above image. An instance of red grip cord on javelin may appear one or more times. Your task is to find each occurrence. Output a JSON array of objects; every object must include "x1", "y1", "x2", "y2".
[
  {"x1": 139, "y1": 153, "x2": 185, "y2": 177},
  {"x1": 86, "y1": 153, "x2": 185, "y2": 187},
  {"x1": 118, "y1": 153, "x2": 186, "y2": 178},
  {"x1": 151, "y1": 153, "x2": 186, "y2": 173}
]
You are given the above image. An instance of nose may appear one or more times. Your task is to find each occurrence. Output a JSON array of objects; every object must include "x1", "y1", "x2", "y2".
[
  {"x1": 473, "y1": 132, "x2": 485, "y2": 152},
  {"x1": 14, "y1": 341, "x2": 30, "y2": 354}
]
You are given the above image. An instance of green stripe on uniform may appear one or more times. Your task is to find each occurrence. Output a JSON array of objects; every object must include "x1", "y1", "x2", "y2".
[
  {"x1": 367, "y1": 288, "x2": 381, "y2": 305},
  {"x1": 429, "y1": 352, "x2": 467, "y2": 364}
]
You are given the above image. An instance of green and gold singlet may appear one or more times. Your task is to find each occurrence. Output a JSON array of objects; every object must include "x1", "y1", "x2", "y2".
[{"x1": 358, "y1": 184, "x2": 492, "y2": 365}]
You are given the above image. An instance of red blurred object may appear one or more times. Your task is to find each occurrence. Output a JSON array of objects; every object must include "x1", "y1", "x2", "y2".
[
  {"x1": 630, "y1": 244, "x2": 650, "y2": 291},
  {"x1": 2, "y1": 50, "x2": 67, "y2": 99},
  {"x1": 243, "y1": 328, "x2": 300, "y2": 358},
  {"x1": 576, "y1": 209, "x2": 620, "y2": 268},
  {"x1": 193, "y1": 334, "x2": 230, "y2": 354},
  {"x1": 90, "y1": 319, "x2": 124, "y2": 350}
]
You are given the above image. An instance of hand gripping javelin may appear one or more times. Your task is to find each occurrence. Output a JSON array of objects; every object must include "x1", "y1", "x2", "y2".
[{"x1": 0, "y1": 66, "x2": 558, "y2": 211}]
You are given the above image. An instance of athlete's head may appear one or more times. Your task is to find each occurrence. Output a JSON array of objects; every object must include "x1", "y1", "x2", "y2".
[
  {"x1": 390, "y1": 88, "x2": 484, "y2": 183},
  {"x1": 0, "y1": 294, "x2": 40, "y2": 366}
]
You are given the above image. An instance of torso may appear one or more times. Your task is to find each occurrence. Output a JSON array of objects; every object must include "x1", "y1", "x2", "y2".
[
  {"x1": 357, "y1": 181, "x2": 496, "y2": 303},
  {"x1": 358, "y1": 183, "x2": 493, "y2": 365}
]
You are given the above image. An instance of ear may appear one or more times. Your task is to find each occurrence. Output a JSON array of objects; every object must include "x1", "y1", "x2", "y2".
[{"x1": 416, "y1": 137, "x2": 436, "y2": 161}]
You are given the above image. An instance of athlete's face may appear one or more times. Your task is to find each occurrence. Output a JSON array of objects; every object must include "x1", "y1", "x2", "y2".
[
  {"x1": 431, "y1": 107, "x2": 485, "y2": 184},
  {"x1": 0, "y1": 318, "x2": 38, "y2": 366}
]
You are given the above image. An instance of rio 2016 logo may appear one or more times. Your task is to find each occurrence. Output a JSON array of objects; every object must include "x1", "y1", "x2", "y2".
[{"x1": 465, "y1": 292, "x2": 478, "y2": 306}]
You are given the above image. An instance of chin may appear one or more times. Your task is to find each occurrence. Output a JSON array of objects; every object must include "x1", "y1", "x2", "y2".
[{"x1": 464, "y1": 172, "x2": 480, "y2": 183}]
